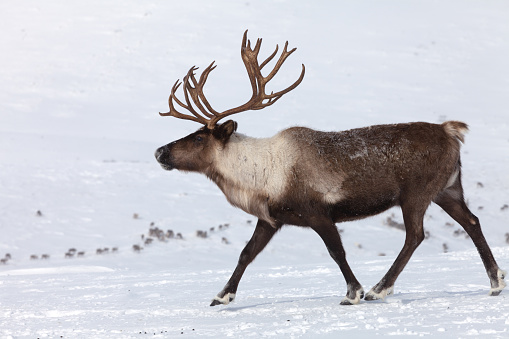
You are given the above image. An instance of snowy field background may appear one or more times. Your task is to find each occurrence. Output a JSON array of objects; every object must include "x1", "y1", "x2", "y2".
[{"x1": 1, "y1": 0, "x2": 509, "y2": 337}]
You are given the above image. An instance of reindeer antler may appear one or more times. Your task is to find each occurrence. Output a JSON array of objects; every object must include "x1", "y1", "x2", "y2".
[{"x1": 160, "y1": 30, "x2": 305, "y2": 129}]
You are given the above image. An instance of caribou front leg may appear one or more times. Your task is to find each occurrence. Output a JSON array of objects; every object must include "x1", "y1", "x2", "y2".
[
  {"x1": 210, "y1": 219, "x2": 279, "y2": 306},
  {"x1": 310, "y1": 219, "x2": 364, "y2": 305}
]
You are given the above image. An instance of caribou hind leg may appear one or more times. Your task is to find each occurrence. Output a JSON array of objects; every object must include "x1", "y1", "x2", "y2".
[
  {"x1": 310, "y1": 219, "x2": 364, "y2": 305},
  {"x1": 433, "y1": 176, "x2": 506, "y2": 295},
  {"x1": 365, "y1": 200, "x2": 428, "y2": 301},
  {"x1": 210, "y1": 219, "x2": 279, "y2": 306}
]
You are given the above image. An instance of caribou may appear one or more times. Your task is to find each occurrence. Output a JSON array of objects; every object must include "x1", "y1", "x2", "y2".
[{"x1": 155, "y1": 31, "x2": 506, "y2": 305}]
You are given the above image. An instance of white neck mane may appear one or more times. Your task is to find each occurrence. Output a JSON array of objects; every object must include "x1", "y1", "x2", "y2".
[{"x1": 211, "y1": 132, "x2": 295, "y2": 224}]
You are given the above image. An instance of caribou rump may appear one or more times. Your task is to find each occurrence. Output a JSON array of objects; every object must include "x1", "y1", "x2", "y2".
[{"x1": 155, "y1": 30, "x2": 506, "y2": 305}]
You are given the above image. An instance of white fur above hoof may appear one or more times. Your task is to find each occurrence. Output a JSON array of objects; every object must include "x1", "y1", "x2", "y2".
[
  {"x1": 489, "y1": 269, "x2": 506, "y2": 296},
  {"x1": 340, "y1": 288, "x2": 364, "y2": 305},
  {"x1": 210, "y1": 293, "x2": 235, "y2": 306},
  {"x1": 364, "y1": 286, "x2": 393, "y2": 301}
]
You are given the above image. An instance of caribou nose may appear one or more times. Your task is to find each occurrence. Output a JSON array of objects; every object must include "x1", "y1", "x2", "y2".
[
  {"x1": 155, "y1": 147, "x2": 164, "y2": 162},
  {"x1": 155, "y1": 146, "x2": 175, "y2": 171}
]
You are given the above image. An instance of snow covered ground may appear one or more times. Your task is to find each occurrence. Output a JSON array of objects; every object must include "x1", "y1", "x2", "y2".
[{"x1": 1, "y1": 0, "x2": 509, "y2": 337}]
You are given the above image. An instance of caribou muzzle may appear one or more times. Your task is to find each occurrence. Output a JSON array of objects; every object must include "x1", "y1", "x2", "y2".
[{"x1": 155, "y1": 145, "x2": 175, "y2": 171}]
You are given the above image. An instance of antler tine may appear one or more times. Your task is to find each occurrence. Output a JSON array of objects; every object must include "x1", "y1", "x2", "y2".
[
  {"x1": 195, "y1": 61, "x2": 220, "y2": 117},
  {"x1": 265, "y1": 41, "x2": 295, "y2": 84},
  {"x1": 259, "y1": 44, "x2": 278, "y2": 70},
  {"x1": 159, "y1": 80, "x2": 204, "y2": 124},
  {"x1": 252, "y1": 38, "x2": 262, "y2": 57},
  {"x1": 159, "y1": 68, "x2": 209, "y2": 125},
  {"x1": 186, "y1": 62, "x2": 218, "y2": 118},
  {"x1": 166, "y1": 80, "x2": 184, "y2": 111},
  {"x1": 266, "y1": 63, "x2": 306, "y2": 100},
  {"x1": 239, "y1": 30, "x2": 260, "y2": 101},
  {"x1": 241, "y1": 29, "x2": 248, "y2": 51},
  {"x1": 251, "y1": 64, "x2": 305, "y2": 110},
  {"x1": 181, "y1": 67, "x2": 209, "y2": 120},
  {"x1": 242, "y1": 30, "x2": 261, "y2": 54},
  {"x1": 159, "y1": 80, "x2": 181, "y2": 116}
]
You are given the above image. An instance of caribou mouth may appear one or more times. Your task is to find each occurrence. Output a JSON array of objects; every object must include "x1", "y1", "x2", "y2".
[{"x1": 159, "y1": 163, "x2": 174, "y2": 171}]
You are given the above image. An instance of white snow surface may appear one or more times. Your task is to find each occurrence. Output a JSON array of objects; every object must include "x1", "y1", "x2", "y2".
[{"x1": 1, "y1": 1, "x2": 509, "y2": 338}]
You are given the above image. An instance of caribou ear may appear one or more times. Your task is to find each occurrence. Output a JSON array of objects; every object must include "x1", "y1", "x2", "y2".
[{"x1": 213, "y1": 120, "x2": 238, "y2": 142}]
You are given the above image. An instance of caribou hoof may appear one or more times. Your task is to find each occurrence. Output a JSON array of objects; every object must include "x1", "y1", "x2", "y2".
[
  {"x1": 340, "y1": 299, "x2": 355, "y2": 306},
  {"x1": 489, "y1": 269, "x2": 506, "y2": 296},
  {"x1": 340, "y1": 288, "x2": 364, "y2": 305},
  {"x1": 364, "y1": 294, "x2": 379, "y2": 301},
  {"x1": 210, "y1": 299, "x2": 223, "y2": 306},
  {"x1": 210, "y1": 292, "x2": 236, "y2": 306},
  {"x1": 489, "y1": 289, "x2": 502, "y2": 297},
  {"x1": 364, "y1": 286, "x2": 393, "y2": 301}
]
